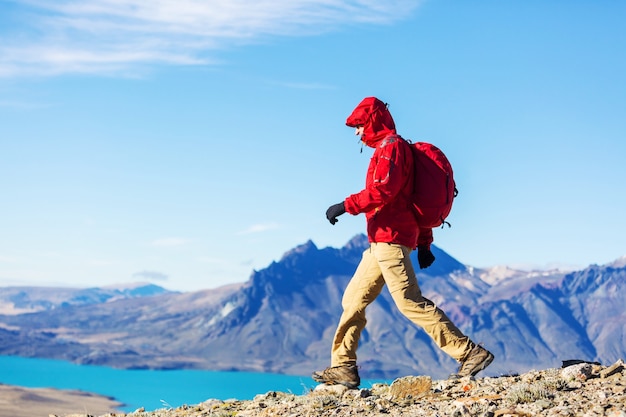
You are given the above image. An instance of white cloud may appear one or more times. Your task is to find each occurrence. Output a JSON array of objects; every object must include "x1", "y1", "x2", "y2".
[
  {"x1": 132, "y1": 270, "x2": 169, "y2": 281},
  {"x1": 237, "y1": 222, "x2": 279, "y2": 235},
  {"x1": 196, "y1": 256, "x2": 222, "y2": 264},
  {"x1": 0, "y1": 255, "x2": 19, "y2": 263},
  {"x1": 150, "y1": 237, "x2": 190, "y2": 247},
  {"x1": 88, "y1": 259, "x2": 117, "y2": 267},
  {"x1": 0, "y1": 0, "x2": 421, "y2": 77}
]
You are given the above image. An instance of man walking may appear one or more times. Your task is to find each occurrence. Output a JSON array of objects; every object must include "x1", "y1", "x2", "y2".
[{"x1": 312, "y1": 97, "x2": 493, "y2": 389}]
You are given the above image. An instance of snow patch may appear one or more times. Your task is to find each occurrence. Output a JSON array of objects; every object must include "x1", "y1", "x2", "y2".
[
  {"x1": 206, "y1": 301, "x2": 238, "y2": 327},
  {"x1": 610, "y1": 256, "x2": 626, "y2": 268},
  {"x1": 478, "y1": 266, "x2": 527, "y2": 285}
]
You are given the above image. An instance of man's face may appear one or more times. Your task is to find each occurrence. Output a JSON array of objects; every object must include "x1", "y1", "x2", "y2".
[{"x1": 355, "y1": 125, "x2": 364, "y2": 137}]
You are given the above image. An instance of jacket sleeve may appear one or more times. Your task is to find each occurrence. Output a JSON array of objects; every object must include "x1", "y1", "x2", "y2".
[
  {"x1": 344, "y1": 140, "x2": 406, "y2": 215},
  {"x1": 417, "y1": 227, "x2": 433, "y2": 249}
]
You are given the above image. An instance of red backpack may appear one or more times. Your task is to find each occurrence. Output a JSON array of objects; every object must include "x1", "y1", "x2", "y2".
[{"x1": 404, "y1": 140, "x2": 458, "y2": 228}]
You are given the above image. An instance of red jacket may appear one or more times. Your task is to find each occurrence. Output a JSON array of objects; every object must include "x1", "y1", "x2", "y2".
[{"x1": 344, "y1": 97, "x2": 433, "y2": 249}]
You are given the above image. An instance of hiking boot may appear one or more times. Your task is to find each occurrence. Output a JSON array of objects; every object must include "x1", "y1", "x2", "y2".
[
  {"x1": 312, "y1": 364, "x2": 360, "y2": 389},
  {"x1": 452, "y1": 345, "x2": 494, "y2": 379}
]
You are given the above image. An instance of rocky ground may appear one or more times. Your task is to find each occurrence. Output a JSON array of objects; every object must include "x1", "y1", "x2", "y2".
[{"x1": 49, "y1": 360, "x2": 625, "y2": 417}]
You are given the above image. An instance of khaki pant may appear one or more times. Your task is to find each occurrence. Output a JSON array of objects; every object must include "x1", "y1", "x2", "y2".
[{"x1": 331, "y1": 242, "x2": 473, "y2": 367}]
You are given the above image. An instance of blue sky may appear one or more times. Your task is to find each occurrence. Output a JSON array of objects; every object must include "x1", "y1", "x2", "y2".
[{"x1": 1, "y1": 0, "x2": 625, "y2": 292}]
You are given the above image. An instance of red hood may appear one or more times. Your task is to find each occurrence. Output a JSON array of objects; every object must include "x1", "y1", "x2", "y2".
[{"x1": 346, "y1": 97, "x2": 396, "y2": 147}]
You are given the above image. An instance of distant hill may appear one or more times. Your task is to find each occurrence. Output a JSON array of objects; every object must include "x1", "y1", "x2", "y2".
[
  {"x1": 0, "y1": 283, "x2": 174, "y2": 315},
  {"x1": 0, "y1": 235, "x2": 624, "y2": 380}
]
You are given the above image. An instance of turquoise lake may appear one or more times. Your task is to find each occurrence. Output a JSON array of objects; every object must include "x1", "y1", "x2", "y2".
[{"x1": 0, "y1": 356, "x2": 388, "y2": 412}]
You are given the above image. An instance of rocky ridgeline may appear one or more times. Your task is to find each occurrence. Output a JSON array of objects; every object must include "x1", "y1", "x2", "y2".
[{"x1": 54, "y1": 360, "x2": 625, "y2": 417}]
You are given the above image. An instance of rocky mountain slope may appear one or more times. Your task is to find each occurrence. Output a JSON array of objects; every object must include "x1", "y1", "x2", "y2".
[
  {"x1": 0, "y1": 234, "x2": 624, "y2": 380},
  {"x1": 44, "y1": 360, "x2": 626, "y2": 417}
]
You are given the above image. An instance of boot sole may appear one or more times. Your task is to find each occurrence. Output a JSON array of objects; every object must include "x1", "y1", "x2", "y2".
[{"x1": 312, "y1": 373, "x2": 359, "y2": 389}]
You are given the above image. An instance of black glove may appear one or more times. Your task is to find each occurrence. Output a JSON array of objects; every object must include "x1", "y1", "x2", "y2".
[
  {"x1": 326, "y1": 202, "x2": 346, "y2": 225},
  {"x1": 417, "y1": 246, "x2": 435, "y2": 269}
]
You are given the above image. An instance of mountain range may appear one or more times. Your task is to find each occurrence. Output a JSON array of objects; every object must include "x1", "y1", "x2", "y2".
[{"x1": 0, "y1": 234, "x2": 624, "y2": 380}]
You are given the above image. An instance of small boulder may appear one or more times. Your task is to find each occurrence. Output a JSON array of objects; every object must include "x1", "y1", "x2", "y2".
[
  {"x1": 561, "y1": 363, "x2": 593, "y2": 381},
  {"x1": 388, "y1": 375, "x2": 432, "y2": 400},
  {"x1": 313, "y1": 383, "x2": 349, "y2": 396}
]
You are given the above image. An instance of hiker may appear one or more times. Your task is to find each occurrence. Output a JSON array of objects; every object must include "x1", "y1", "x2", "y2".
[{"x1": 312, "y1": 97, "x2": 493, "y2": 389}]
